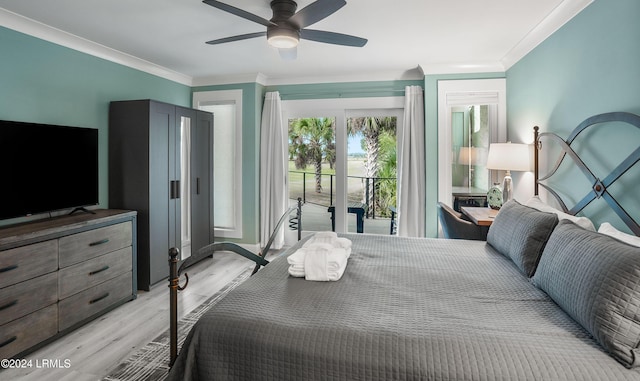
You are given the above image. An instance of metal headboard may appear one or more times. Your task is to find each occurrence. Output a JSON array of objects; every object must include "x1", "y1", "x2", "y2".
[{"x1": 534, "y1": 112, "x2": 640, "y2": 236}]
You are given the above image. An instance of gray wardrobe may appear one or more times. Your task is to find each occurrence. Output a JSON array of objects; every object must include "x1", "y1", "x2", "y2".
[{"x1": 109, "y1": 100, "x2": 213, "y2": 290}]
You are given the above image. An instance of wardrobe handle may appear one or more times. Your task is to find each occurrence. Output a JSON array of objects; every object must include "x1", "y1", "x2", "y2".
[
  {"x1": 196, "y1": 177, "x2": 201, "y2": 195},
  {"x1": 170, "y1": 180, "x2": 181, "y2": 199}
]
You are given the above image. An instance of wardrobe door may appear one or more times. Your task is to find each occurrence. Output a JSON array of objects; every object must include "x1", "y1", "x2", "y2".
[
  {"x1": 191, "y1": 111, "x2": 214, "y2": 255},
  {"x1": 149, "y1": 101, "x2": 177, "y2": 286}
]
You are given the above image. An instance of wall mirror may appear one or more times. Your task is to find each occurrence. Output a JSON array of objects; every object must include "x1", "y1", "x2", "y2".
[{"x1": 437, "y1": 79, "x2": 506, "y2": 212}]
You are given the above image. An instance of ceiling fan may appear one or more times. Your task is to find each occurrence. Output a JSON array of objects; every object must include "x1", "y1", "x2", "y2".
[{"x1": 203, "y1": 0, "x2": 367, "y2": 59}]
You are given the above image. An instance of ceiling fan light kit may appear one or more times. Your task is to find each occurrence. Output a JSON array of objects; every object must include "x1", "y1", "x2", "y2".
[
  {"x1": 267, "y1": 26, "x2": 300, "y2": 49},
  {"x1": 203, "y1": 0, "x2": 367, "y2": 58}
]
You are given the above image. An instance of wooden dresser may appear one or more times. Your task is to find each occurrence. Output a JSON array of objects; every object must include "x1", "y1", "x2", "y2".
[{"x1": 0, "y1": 209, "x2": 137, "y2": 359}]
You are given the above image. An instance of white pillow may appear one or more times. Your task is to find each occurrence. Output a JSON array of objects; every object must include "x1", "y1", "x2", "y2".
[
  {"x1": 598, "y1": 222, "x2": 640, "y2": 247},
  {"x1": 525, "y1": 196, "x2": 596, "y2": 231}
]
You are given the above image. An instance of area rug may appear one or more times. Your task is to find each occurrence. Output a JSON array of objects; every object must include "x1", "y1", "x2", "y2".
[{"x1": 103, "y1": 268, "x2": 253, "y2": 381}]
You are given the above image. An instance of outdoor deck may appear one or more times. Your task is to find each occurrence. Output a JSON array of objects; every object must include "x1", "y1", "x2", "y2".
[{"x1": 294, "y1": 200, "x2": 394, "y2": 235}]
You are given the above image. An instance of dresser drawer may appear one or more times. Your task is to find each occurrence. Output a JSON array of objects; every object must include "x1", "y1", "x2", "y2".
[
  {"x1": 0, "y1": 304, "x2": 57, "y2": 359},
  {"x1": 58, "y1": 272, "x2": 132, "y2": 331},
  {"x1": 59, "y1": 222, "x2": 132, "y2": 267},
  {"x1": 0, "y1": 240, "x2": 58, "y2": 289},
  {"x1": 0, "y1": 272, "x2": 57, "y2": 326},
  {"x1": 58, "y1": 247, "x2": 132, "y2": 299}
]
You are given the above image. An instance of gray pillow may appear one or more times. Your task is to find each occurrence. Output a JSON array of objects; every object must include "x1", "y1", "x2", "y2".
[
  {"x1": 487, "y1": 200, "x2": 558, "y2": 277},
  {"x1": 532, "y1": 220, "x2": 640, "y2": 368}
]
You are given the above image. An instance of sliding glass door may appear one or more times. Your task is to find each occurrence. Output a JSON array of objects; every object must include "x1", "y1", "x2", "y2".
[{"x1": 283, "y1": 97, "x2": 404, "y2": 236}]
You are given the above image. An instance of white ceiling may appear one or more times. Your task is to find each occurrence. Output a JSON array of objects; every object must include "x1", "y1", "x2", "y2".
[{"x1": 0, "y1": 0, "x2": 592, "y2": 86}]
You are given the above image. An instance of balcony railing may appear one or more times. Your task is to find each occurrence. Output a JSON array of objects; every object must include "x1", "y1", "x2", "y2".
[{"x1": 289, "y1": 171, "x2": 395, "y2": 218}]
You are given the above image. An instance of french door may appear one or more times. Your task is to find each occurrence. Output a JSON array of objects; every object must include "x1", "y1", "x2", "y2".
[{"x1": 283, "y1": 97, "x2": 404, "y2": 235}]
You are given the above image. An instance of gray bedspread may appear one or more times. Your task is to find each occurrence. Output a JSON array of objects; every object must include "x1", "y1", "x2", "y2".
[{"x1": 168, "y1": 235, "x2": 640, "y2": 380}]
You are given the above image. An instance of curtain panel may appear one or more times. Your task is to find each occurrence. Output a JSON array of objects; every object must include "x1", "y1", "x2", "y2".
[
  {"x1": 259, "y1": 91, "x2": 287, "y2": 249},
  {"x1": 397, "y1": 86, "x2": 426, "y2": 237}
]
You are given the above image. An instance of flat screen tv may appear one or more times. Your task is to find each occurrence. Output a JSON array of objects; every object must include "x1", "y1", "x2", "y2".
[{"x1": 0, "y1": 119, "x2": 99, "y2": 220}]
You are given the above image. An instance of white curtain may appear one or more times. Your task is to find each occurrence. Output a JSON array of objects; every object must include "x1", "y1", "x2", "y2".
[
  {"x1": 260, "y1": 91, "x2": 287, "y2": 250},
  {"x1": 397, "y1": 86, "x2": 426, "y2": 237}
]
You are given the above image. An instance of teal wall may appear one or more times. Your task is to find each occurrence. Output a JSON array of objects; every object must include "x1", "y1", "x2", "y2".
[
  {"x1": 424, "y1": 72, "x2": 505, "y2": 237},
  {"x1": 0, "y1": 26, "x2": 191, "y2": 227},
  {"x1": 506, "y1": 0, "x2": 640, "y2": 232}
]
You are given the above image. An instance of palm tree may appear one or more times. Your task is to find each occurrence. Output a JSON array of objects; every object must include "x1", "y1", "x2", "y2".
[
  {"x1": 288, "y1": 117, "x2": 335, "y2": 193},
  {"x1": 375, "y1": 131, "x2": 397, "y2": 217},
  {"x1": 347, "y1": 117, "x2": 397, "y2": 208}
]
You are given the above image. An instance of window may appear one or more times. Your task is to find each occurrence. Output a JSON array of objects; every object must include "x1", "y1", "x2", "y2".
[{"x1": 193, "y1": 90, "x2": 243, "y2": 238}]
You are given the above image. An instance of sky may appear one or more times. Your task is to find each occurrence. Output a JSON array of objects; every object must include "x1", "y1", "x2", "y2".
[{"x1": 348, "y1": 132, "x2": 364, "y2": 155}]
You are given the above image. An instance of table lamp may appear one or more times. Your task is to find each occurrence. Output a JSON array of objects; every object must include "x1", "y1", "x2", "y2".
[{"x1": 486, "y1": 142, "x2": 532, "y2": 204}]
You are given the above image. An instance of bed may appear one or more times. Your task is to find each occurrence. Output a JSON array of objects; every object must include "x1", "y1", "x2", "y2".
[{"x1": 167, "y1": 112, "x2": 640, "y2": 380}]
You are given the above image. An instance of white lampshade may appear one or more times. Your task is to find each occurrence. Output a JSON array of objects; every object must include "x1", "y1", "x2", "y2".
[{"x1": 486, "y1": 142, "x2": 532, "y2": 172}]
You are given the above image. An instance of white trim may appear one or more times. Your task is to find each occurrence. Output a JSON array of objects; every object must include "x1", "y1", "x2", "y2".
[
  {"x1": 437, "y1": 79, "x2": 507, "y2": 210},
  {"x1": 193, "y1": 89, "x2": 244, "y2": 239},
  {"x1": 0, "y1": 7, "x2": 192, "y2": 86},
  {"x1": 192, "y1": 69, "x2": 423, "y2": 87},
  {"x1": 419, "y1": 62, "x2": 506, "y2": 76},
  {"x1": 192, "y1": 73, "x2": 269, "y2": 87},
  {"x1": 501, "y1": 0, "x2": 593, "y2": 69},
  {"x1": 264, "y1": 69, "x2": 424, "y2": 86}
]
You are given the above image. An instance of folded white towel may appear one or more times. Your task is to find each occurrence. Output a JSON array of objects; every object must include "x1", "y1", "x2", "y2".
[
  {"x1": 335, "y1": 237, "x2": 352, "y2": 257},
  {"x1": 304, "y1": 234, "x2": 352, "y2": 258},
  {"x1": 288, "y1": 267, "x2": 305, "y2": 278},
  {"x1": 303, "y1": 243, "x2": 348, "y2": 282},
  {"x1": 287, "y1": 249, "x2": 307, "y2": 277}
]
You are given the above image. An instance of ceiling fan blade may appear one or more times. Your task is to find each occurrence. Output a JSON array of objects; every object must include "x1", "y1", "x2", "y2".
[
  {"x1": 289, "y1": 0, "x2": 346, "y2": 28},
  {"x1": 206, "y1": 31, "x2": 267, "y2": 45},
  {"x1": 300, "y1": 29, "x2": 367, "y2": 47},
  {"x1": 278, "y1": 47, "x2": 297, "y2": 60},
  {"x1": 203, "y1": 0, "x2": 276, "y2": 27}
]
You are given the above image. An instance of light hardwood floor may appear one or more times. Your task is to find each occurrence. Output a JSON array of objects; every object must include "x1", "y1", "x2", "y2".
[{"x1": 1, "y1": 251, "x2": 257, "y2": 381}]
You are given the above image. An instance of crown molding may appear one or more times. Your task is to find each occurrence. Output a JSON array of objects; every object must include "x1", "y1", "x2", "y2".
[
  {"x1": 418, "y1": 62, "x2": 506, "y2": 76},
  {"x1": 0, "y1": 7, "x2": 193, "y2": 86},
  {"x1": 191, "y1": 73, "x2": 270, "y2": 87},
  {"x1": 501, "y1": 0, "x2": 593, "y2": 70},
  {"x1": 193, "y1": 67, "x2": 424, "y2": 87}
]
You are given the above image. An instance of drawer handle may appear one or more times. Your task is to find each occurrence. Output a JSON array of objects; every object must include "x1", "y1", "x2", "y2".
[
  {"x1": 89, "y1": 238, "x2": 110, "y2": 247},
  {"x1": 0, "y1": 300, "x2": 18, "y2": 312},
  {"x1": 89, "y1": 293, "x2": 110, "y2": 304},
  {"x1": 0, "y1": 336, "x2": 17, "y2": 348},
  {"x1": 0, "y1": 265, "x2": 18, "y2": 273},
  {"x1": 89, "y1": 266, "x2": 110, "y2": 276}
]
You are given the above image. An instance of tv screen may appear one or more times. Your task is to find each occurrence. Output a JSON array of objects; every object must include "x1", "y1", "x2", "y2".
[{"x1": 0, "y1": 120, "x2": 99, "y2": 220}]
